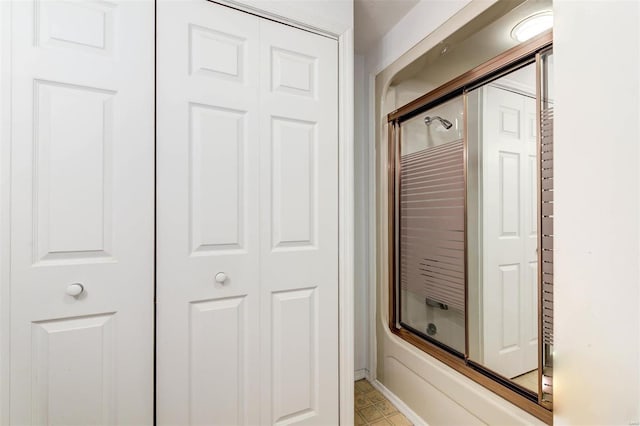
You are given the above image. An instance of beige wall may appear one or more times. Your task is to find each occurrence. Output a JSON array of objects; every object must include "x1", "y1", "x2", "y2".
[{"x1": 553, "y1": 1, "x2": 640, "y2": 423}]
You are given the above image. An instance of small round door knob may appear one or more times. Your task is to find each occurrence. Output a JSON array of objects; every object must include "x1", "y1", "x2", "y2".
[
  {"x1": 215, "y1": 272, "x2": 227, "y2": 284},
  {"x1": 66, "y1": 283, "x2": 85, "y2": 297}
]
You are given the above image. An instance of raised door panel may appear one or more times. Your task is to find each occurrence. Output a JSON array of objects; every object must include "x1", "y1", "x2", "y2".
[
  {"x1": 498, "y1": 264, "x2": 521, "y2": 355},
  {"x1": 271, "y1": 117, "x2": 317, "y2": 249},
  {"x1": 189, "y1": 297, "x2": 248, "y2": 425},
  {"x1": 271, "y1": 288, "x2": 318, "y2": 424},
  {"x1": 8, "y1": 1, "x2": 154, "y2": 423},
  {"x1": 156, "y1": 1, "x2": 260, "y2": 424},
  {"x1": 271, "y1": 48, "x2": 317, "y2": 98},
  {"x1": 259, "y1": 19, "x2": 338, "y2": 426},
  {"x1": 527, "y1": 155, "x2": 538, "y2": 237},
  {"x1": 499, "y1": 106, "x2": 521, "y2": 138},
  {"x1": 527, "y1": 261, "x2": 539, "y2": 344},
  {"x1": 34, "y1": 80, "x2": 114, "y2": 264},
  {"x1": 36, "y1": 0, "x2": 115, "y2": 54},
  {"x1": 499, "y1": 152, "x2": 521, "y2": 238},
  {"x1": 31, "y1": 314, "x2": 115, "y2": 426},
  {"x1": 189, "y1": 103, "x2": 247, "y2": 254},
  {"x1": 189, "y1": 23, "x2": 247, "y2": 82}
]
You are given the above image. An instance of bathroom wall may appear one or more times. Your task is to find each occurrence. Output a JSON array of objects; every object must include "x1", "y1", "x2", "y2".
[
  {"x1": 554, "y1": 1, "x2": 640, "y2": 423},
  {"x1": 360, "y1": 0, "x2": 640, "y2": 425},
  {"x1": 0, "y1": 3, "x2": 9, "y2": 424},
  {"x1": 354, "y1": 53, "x2": 369, "y2": 378}
]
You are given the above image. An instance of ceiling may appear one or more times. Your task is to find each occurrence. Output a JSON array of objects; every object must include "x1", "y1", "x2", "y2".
[
  {"x1": 354, "y1": 0, "x2": 420, "y2": 54},
  {"x1": 390, "y1": 0, "x2": 551, "y2": 86}
]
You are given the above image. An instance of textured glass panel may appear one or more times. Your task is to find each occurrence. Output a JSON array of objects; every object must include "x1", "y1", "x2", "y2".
[
  {"x1": 540, "y1": 49, "x2": 554, "y2": 405},
  {"x1": 398, "y1": 96, "x2": 466, "y2": 355}
]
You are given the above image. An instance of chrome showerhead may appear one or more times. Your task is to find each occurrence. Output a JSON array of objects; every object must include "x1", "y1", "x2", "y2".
[{"x1": 424, "y1": 115, "x2": 453, "y2": 129}]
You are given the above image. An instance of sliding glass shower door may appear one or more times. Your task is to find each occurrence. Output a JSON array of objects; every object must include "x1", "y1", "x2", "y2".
[{"x1": 397, "y1": 96, "x2": 466, "y2": 354}]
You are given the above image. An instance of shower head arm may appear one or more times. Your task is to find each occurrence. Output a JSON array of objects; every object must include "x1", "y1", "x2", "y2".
[{"x1": 424, "y1": 115, "x2": 453, "y2": 129}]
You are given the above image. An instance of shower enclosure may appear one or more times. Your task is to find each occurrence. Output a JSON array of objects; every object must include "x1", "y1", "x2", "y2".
[{"x1": 387, "y1": 32, "x2": 554, "y2": 422}]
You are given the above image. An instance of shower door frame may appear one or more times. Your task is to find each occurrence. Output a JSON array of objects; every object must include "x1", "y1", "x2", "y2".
[{"x1": 387, "y1": 30, "x2": 553, "y2": 424}]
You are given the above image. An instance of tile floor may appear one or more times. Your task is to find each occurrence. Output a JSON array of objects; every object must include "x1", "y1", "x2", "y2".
[
  {"x1": 354, "y1": 379, "x2": 413, "y2": 426},
  {"x1": 511, "y1": 370, "x2": 538, "y2": 393}
]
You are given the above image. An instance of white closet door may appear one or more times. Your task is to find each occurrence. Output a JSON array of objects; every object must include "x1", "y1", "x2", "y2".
[
  {"x1": 258, "y1": 20, "x2": 338, "y2": 426},
  {"x1": 157, "y1": 1, "x2": 339, "y2": 425},
  {"x1": 7, "y1": 1, "x2": 155, "y2": 424},
  {"x1": 156, "y1": 1, "x2": 261, "y2": 424}
]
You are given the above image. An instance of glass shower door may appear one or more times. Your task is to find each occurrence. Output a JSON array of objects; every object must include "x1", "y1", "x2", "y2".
[{"x1": 397, "y1": 95, "x2": 466, "y2": 355}]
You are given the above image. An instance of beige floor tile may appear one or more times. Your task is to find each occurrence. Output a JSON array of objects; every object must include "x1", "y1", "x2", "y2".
[
  {"x1": 354, "y1": 411, "x2": 367, "y2": 426},
  {"x1": 355, "y1": 393, "x2": 372, "y2": 410},
  {"x1": 369, "y1": 419, "x2": 393, "y2": 426},
  {"x1": 364, "y1": 389, "x2": 386, "y2": 404},
  {"x1": 359, "y1": 405, "x2": 384, "y2": 423},
  {"x1": 375, "y1": 400, "x2": 398, "y2": 416},
  {"x1": 355, "y1": 380, "x2": 411, "y2": 426},
  {"x1": 355, "y1": 379, "x2": 374, "y2": 393},
  {"x1": 511, "y1": 370, "x2": 538, "y2": 393},
  {"x1": 386, "y1": 413, "x2": 413, "y2": 426}
]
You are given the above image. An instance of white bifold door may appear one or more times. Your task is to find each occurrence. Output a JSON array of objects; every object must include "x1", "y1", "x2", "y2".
[
  {"x1": 3, "y1": 1, "x2": 339, "y2": 424},
  {"x1": 6, "y1": 1, "x2": 155, "y2": 424},
  {"x1": 156, "y1": 1, "x2": 339, "y2": 425}
]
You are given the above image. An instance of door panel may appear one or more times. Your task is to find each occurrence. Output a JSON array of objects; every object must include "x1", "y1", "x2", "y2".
[
  {"x1": 189, "y1": 297, "x2": 248, "y2": 425},
  {"x1": 189, "y1": 103, "x2": 248, "y2": 254},
  {"x1": 270, "y1": 117, "x2": 317, "y2": 248},
  {"x1": 8, "y1": 1, "x2": 154, "y2": 424},
  {"x1": 31, "y1": 314, "x2": 116, "y2": 426},
  {"x1": 156, "y1": 1, "x2": 260, "y2": 424},
  {"x1": 271, "y1": 288, "x2": 318, "y2": 422},
  {"x1": 35, "y1": 80, "x2": 115, "y2": 263},
  {"x1": 259, "y1": 20, "x2": 338, "y2": 426}
]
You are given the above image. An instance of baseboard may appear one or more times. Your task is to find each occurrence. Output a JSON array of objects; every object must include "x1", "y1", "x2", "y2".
[
  {"x1": 370, "y1": 379, "x2": 428, "y2": 426},
  {"x1": 354, "y1": 369, "x2": 368, "y2": 381}
]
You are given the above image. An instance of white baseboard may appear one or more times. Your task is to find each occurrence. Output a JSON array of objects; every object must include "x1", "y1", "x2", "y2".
[
  {"x1": 354, "y1": 369, "x2": 368, "y2": 381},
  {"x1": 370, "y1": 379, "x2": 428, "y2": 426}
]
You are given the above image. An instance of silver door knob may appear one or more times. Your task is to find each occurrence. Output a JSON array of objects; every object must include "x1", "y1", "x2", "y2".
[
  {"x1": 66, "y1": 283, "x2": 85, "y2": 297},
  {"x1": 215, "y1": 272, "x2": 227, "y2": 284}
]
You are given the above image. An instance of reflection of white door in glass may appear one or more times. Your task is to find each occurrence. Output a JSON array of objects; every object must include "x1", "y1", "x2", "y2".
[{"x1": 482, "y1": 84, "x2": 538, "y2": 380}]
